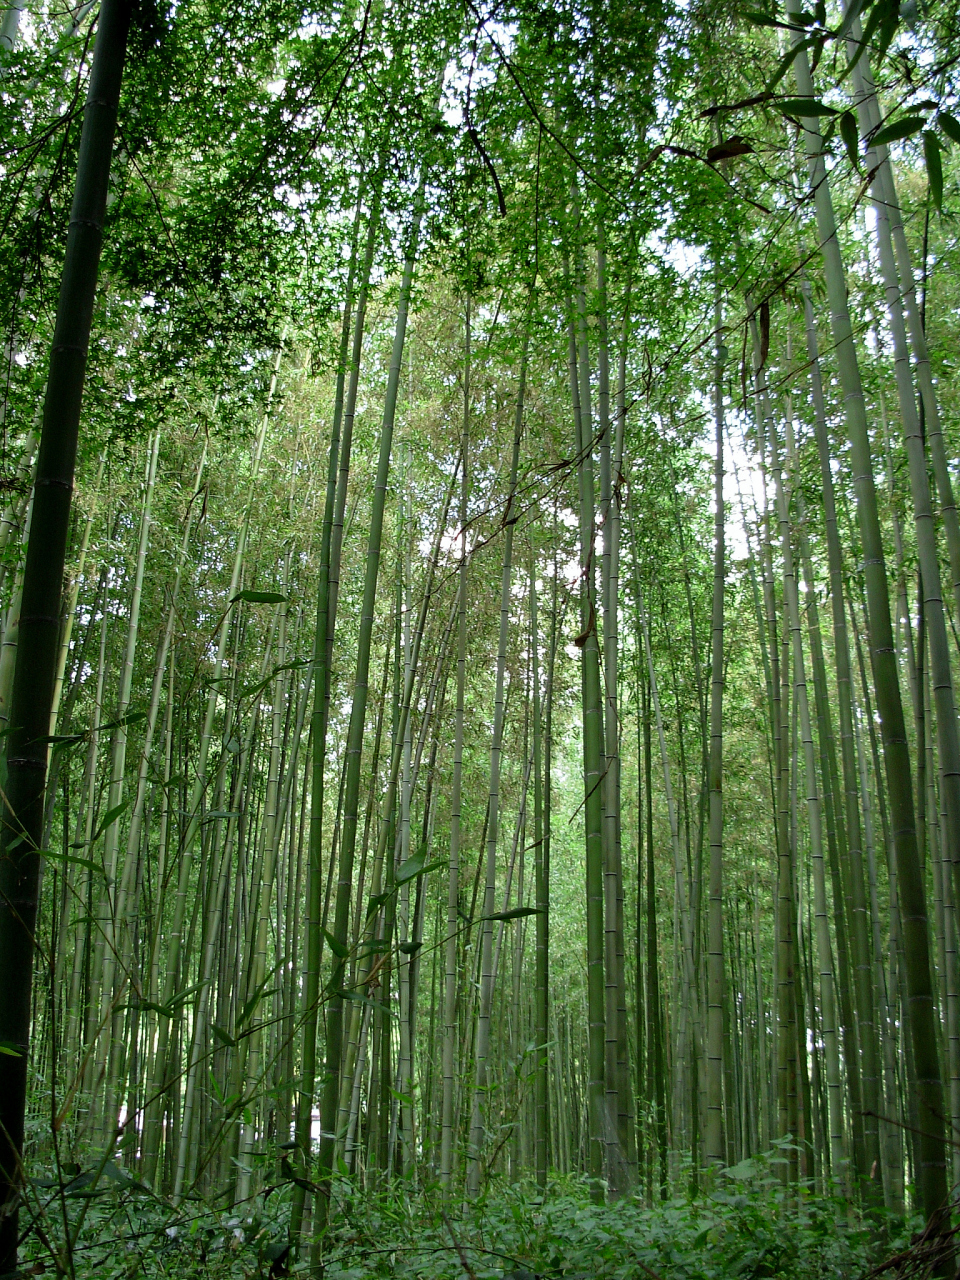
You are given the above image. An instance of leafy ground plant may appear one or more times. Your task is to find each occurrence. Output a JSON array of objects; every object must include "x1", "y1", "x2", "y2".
[
  {"x1": 20, "y1": 1157, "x2": 295, "y2": 1280},
  {"x1": 20, "y1": 1150, "x2": 920, "y2": 1279},
  {"x1": 318, "y1": 1167, "x2": 899, "y2": 1280}
]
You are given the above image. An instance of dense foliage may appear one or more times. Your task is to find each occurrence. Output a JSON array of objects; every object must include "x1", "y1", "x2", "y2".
[{"x1": 3, "y1": 0, "x2": 960, "y2": 1273}]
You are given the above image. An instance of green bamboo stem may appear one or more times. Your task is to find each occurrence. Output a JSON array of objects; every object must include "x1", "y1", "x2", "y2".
[
  {"x1": 634, "y1": 565, "x2": 701, "y2": 1139},
  {"x1": 776, "y1": 601, "x2": 799, "y2": 1181},
  {"x1": 796, "y1": 274, "x2": 878, "y2": 1188},
  {"x1": 704, "y1": 295, "x2": 725, "y2": 1169},
  {"x1": 853, "y1": 93, "x2": 960, "y2": 1016},
  {"x1": 0, "y1": 0, "x2": 132, "y2": 1260},
  {"x1": 235, "y1": 563, "x2": 292, "y2": 1202},
  {"x1": 846, "y1": 25, "x2": 960, "y2": 637},
  {"x1": 47, "y1": 451, "x2": 107, "y2": 745},
  {"x1": 787, "y1": 408, "x2": 865, "y2": 1186},
  {"x1": 0, "y1": 499, "x2": 31, "y2": 745},
  {"x1": 596, "y1": 239, "x2": 633, "y2": 1190},
  {"x1": 787, "y1": 21, "x2": 947, "y2": 1228},
  {"x1": 753, "y1": 316, "x2": 846, "y2": 1181},
  {"x1": 96, "y1": 430, "x2": 161, "y2": 1135},
  {"x1": 466, "y1": 309, "x2": 530, "y2": 1198},
  {"x1": 530, "y1": 537, "x2": 550, "y2": 1190},
  {"x1": 569, "y1": 251, "x2": 608, "y2": 1195},
  {"x1": 440, "y1": 295, "x2": 470, "y2": 1192},
  {"x1": 396, "y1": 466, "x2": 416, "y2": 1176},
  {"x1": 140, "y1": 352, "x2": 280, "y2": 1186},
  {"x1": 292, "y1": 181, "x2": 378, "y2": 1242},
  {"x1": 313, "y1": 185, "x2": 425, "y2": 1232}
]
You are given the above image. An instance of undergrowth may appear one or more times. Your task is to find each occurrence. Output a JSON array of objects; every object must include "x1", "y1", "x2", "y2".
[
  {"x1": 19, "y1": 1152, "x2": 922, "y2": 1279},
  {"x1": 321, "y1": 1170, "x2": 887, "y2": 1280}
]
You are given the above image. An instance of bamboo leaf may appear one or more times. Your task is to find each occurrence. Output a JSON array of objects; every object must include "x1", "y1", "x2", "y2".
[
  {"x1": 839, "y1": 111, "x2": 860, "y2": 168},
  {"x1": 356, "y1": 938, "x2": 390, "y2": 956},
  {"x1": 126, "y1": 977, "x2": 207, "y2": 1018},
  {"x1": 706, "y1": 137, "x2": 754, "y2": 161},
  {"x1": 483, "y1": 906, "x2": 542, "y2": 922},
  {"x1": 835, "y1": 0, "x2": 869, "y2": 39},
  {"x1": 842, "y1": 0, "x2": 891, "y2": 76},
  {"x1": 420, "y1": 857, "x2": 446, "y2": 876},
  {"x1": 237, "y1": 675, "x2": 272, "y2": 699},
  {"x1": 923, "y1": 130, "x2": 943, "y2": 210},
  {"x1": 939, "y1": 112, "x2": 960, "y2": 145},
  {"x1": 700, "y1": 93, "x2": 775, "y2": 117},
  {"x1": 236, "y1": 660, "x2": 307, "y2": 700},
  {"x1": 322, "y1": 927, "x2": 349, "y2": 959},
  {"x1": 396, "y1": 851, "x2": 425, "y2": 883},
  {"x1": 161, "y1": 981, "x2": 207, "y2": 1015},
  {"x1": 102, "y1": 1163, "x2": 151, "y2": 1194},
  {"x1": 41, "y1": 709, "x2": 146, "y2": 747},
  {"x1": 63, "y1": 1171, "x2": 102, "y2": 1197},
  {"x1": 134, "y1": 1000, "x2": 175, "y2": 1018},
  {"x1": 337, "y1": 991, "x2": 396, "y2": 1018},
  {"x1": 871, "y1": 115, "x2": 925, "y2": 147},
  {"x1": 39, "y1": 849, "x2": 102, "y2": 875},
  {"x1": 96, "y1": 710, "x2": 148, "y2": 735},
  {"x1": 874, "y1": 0, "x2": 900, "y2": 62},
  {"x1": 365, "y1": 889, "x2": 393, "y2": 919},
  {"x1": 766, "y1": 36, "x2": 818, "y2": 91},
  {"x1": 211, "y1": 1023, "x2": 237, "y2": 1048},
  {"x1": 396, "y1": 853, "x2": 444, "y2": 884},
  {"x1": 230, "y1": 589, "x2": 288, "y2": 604},
  {"x1": 237, "y1": 978, "x2": 277, "y2": 1029},
  {"x1": 209, "y1": 1068, "x2": 227, "y2": 1104},
  {"x1": 0, "y1": 1042, "x2": 22, "y2": 1057},
  {"x1": 92, "y1": 798, "x2": 132, "y2": 843},
  {"x1": 776, "y1": 96, "x2": 837, "y2": 116},
  {"x1": 743, "y1": 9, "x2": 809, "y2": 29},
  {"x1": 127, "y1": 982, "x2": 208, "y2": 1022}
]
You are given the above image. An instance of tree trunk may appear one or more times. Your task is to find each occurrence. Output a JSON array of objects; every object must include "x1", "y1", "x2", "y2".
[
  {"x1": 0, "y1": 0, "x2": 131, "y2": 1264},
  {"x1": 704, "y1": 294, "x2": 725, "y2": 1168}
]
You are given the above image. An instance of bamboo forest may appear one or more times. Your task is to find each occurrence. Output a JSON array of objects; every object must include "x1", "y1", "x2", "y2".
[{"x1": 5, "y1": 0, "x2": 960, "y2": 1274}]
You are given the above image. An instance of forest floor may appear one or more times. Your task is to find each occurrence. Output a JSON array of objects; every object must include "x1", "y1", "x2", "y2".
[
  {"x1": 31, "y1": 1157, "x2": 928, "y2": 1280},
  {"x1": 316, "y1": 1176, "x2": 901, "y2": 1280}
]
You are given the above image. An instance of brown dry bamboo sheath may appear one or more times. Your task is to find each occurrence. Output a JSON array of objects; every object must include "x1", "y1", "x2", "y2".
[{"x1": 0, "y1": 0, "x2": 131, "y2": 1269}]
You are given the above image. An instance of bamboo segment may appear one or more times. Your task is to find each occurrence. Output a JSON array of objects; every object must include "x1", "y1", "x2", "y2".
[
  {"x1": 95, "y1": 430, "x2": 161, "y2": 1136},
  {"x1": 140, "y1": 350, "x2": 282, "y2": 1188},
  {"x1": 751, "y1": 313, "x2": 845, "y2": 1182},
  {"x1": 292, "y1": 184, "x2": 379, "y2": 1241},
  {"x1": 0, "y1": 0, "x2": 133, "y2": 1263},
  {"x1": 441, "y1": 297, "x2": 470, "y2": 1191},
  {"x1": 787, "y1": 14, "x2": 948, "y2": 1233},
  {"x1": 466, "y1": 308, "x2": 530, "y2": 1198},
  {"x1": 704, "y1": 295, "x2": 725, "y2": 1169},
  {"x1": 315, "y1": 184, "x2": 425, "y2": 1229}
]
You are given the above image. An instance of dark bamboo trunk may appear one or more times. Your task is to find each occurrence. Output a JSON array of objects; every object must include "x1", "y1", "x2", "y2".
[{"x1": 0, "y1": 0, "x2": 131, "y2": 1267}]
